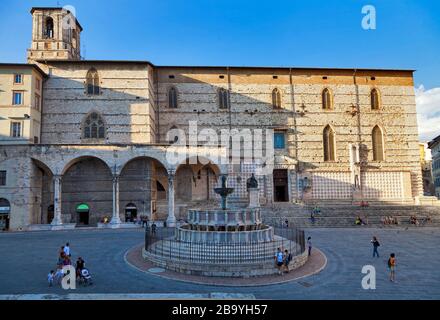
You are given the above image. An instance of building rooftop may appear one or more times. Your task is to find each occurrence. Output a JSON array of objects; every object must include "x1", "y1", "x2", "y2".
[
  {"x1": 428, "y1": 135, "x2": 440, "y2": 149},
  {"x1": 36, "y1": 59, "x2": 415, "y2": 73},
  {"x1": 0, "y1": 63, "x2": 47, "y2": 77}
]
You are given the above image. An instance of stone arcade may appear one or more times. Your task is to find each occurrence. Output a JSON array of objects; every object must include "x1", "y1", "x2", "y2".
[{"x1": 1, "y1": 7, "x2": 439, "y2": 231}]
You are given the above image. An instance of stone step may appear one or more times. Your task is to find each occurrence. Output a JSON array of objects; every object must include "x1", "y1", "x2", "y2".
[{"x1": 263, "y1": 216, "x2": 440, "y2": 228}]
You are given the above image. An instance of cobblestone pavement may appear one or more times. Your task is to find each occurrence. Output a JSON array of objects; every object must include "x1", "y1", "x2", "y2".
[{"x1": 0, "y1": 227, "x2": 439, "y2": 299}]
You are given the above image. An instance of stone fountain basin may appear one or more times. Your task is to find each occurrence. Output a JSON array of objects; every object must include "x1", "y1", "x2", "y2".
[
  {"x1": 175, "y1": 224, "x2": 274, "y2": 243},
  {"x1": 187, "y1": 208, "x2": 262, "y2": 227}
]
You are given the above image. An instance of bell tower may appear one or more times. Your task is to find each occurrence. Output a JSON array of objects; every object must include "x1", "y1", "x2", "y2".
[{"x1": 27, "y1": 7, "x2": 82, "y2": 62}]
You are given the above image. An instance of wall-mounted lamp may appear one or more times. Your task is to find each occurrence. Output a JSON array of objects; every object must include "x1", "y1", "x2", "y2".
[
  {"x1": 297, "y1": 104, "x2": 307, "y2": 116},
  {"x1": 347, "y1": 104, "x2": 358, "y2": 116},
  {"x1": 245, "y1": 109, "x2": 258, "y2": 116}
]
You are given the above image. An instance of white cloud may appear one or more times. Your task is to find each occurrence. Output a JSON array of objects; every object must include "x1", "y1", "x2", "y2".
[{"x1": 415, "y1": 85, "x2": 440, "y2": 142}]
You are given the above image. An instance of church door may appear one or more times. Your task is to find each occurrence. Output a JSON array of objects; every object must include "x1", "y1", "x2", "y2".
[{"x1": 273, "y1": 169, "x2": 289, "y2": 202}]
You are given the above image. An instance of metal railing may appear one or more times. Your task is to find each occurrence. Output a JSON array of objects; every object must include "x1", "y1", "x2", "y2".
[{"x1": 144, "y1": 226, "x2": 305, "y2": 265}]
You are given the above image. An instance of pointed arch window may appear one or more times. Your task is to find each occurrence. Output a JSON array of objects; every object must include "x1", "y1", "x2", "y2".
[
  {"x1": 322, "y1": 88, "x2": 332, "y2": 110},
  {"x1": 85, "y1": 68, "x2": 100, "y2": 95},
  {"x1": 372, "y1": 125, "x2": 384, "y2": 161},
  {"x1": 168, "y1": 87, "x2": 178, "y2": 108},
  {"x1": 83, "y1": 112, "x2": 105, "y2": 139},
  {"x1": 272, "y1": 88, "x2": 281, "y2": 109},
  {"x1": 323, "y1": 125, "x2": 336, "y2": 161},
  {"x1": 371, "y1": 88, "x2": 380, "y2": 110},
  {"x1": 218, "y1": 88, "x2": 229, "y2": 109}
]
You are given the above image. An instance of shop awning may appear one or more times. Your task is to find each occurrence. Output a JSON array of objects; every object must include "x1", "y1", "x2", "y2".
[
  {"x1": 0, "y1": 206, "x2": 10, "y2": 214},
  {"x1": 76, "y1": 203, "x2": 89, "y2": 212}
]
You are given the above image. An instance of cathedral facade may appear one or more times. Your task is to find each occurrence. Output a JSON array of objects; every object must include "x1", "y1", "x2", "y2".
[{"x1": 0, "y1": 7, "x2": 430, "y2": 231}]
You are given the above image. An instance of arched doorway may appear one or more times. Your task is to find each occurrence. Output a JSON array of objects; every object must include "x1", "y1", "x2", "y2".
[
  {"x1": 62, "y1": 156, "x2": 112, "y2": 226},
  {"x1": 76, "y1": 203, "x2": 90, "y2": 225},
  {"x1": 119, "y1": 157, "x2": 168, "y2": 221},
  {"x1": 125, "y1": 203, "x2": 137, "y2": 222},
  {"x1": 47, "y1": 205, "x2": 54, "y2": 224},
  {"x1": 0, "y1": 198, "x2": 11, "y2": 231}
]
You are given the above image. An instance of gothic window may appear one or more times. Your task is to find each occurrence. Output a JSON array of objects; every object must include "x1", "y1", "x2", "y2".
[
  {"x1": 168, "y1": 87, "x2": 178, "y2": 108},
  {"x1": 45, "y1": 17, "x2": 54, "y2": 38},
  {"x1": 218, "y1": 88, "x2": 229, "y2": 109},
  {"x1": 322, "y1": 88, "x2": 332, "y2": 110},
  {"x1": 323, "y1": 125, "x2": 336, "y2": 161},
  {"x1": 83, "y1": 112, "x2": 105, "y2": 139},
  {"x1": 372, "y1": 125, "x2": 384, "y2": 161},
  {"x1": 272, "y1": 88, "x2": 281, "y2": 109},
  {"x1": 371, "y1": 88, "x2": 380, "y2": 110},
  {"x1": 85, "y1": 68, "x2": 100, "y2": 95}
]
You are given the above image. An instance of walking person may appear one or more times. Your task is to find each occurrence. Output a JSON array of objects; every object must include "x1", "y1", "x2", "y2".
[
  {"x1": 64, "y1": 242, "x2": 71, "y2": 257},
  {"x1": 47, "y1": 270, "x2": 55, "y2": 287},
  {"x1": 310, "y1": 212, "x2": 316, "y2": 224},
  {"x1": 142, "y1": 216, "x2": 149, "y2": 228},
  {"x1": 307, "y1": 236, "x2": 312, "y2": 256},
  {"x1": 274, "y1": 248, "x2": 284, "y2": 275},
  {"x1": 388, "y1": 253, "x2": 396, "y2": 282},
  {"x1": 75, "y1": 257, "x2": 85, "y2": 279},
  {"x1": 371, "y1": 236, "x2": 380, "y2": 258},
  {"x1": 283, "y1": 249, "x2": 292, "y2": 273}
]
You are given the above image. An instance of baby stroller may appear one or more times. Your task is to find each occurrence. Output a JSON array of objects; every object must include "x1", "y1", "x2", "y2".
[{"x1": 78, "y1": 268, "x2": 93, "y2": 286}]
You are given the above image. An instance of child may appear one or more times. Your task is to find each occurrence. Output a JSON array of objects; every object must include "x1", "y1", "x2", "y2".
[
  {"x1": 388, "y1": 253, "x2": 396, "y2": 282},
  {"x1": 47, "y1": 270, "x2": 55, "y2": 287},
  {"x1": 54, "y1": 266, "x2": 64, "y2": 284}
]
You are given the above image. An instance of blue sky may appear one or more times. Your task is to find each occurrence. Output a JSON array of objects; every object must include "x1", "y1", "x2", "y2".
[{"x1": 0, "y1": 0, "x2": 439, "y2": 140}]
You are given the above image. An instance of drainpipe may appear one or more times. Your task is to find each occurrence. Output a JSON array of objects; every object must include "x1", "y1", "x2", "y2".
[
  {"x1": 353, "y1": 69, "x2": 363, "y2": 199},
  {"x1": 154, "y1": 67, "x2": 160, "y2": 143},
  {"x1": 289, "y1": 68, "x2": 299, "y2": 202},
  {"x1": 39, "y1": 75, "x2": 46, "y2": 144},
  {"x1": 227, "y1": 67, "x2": 232, "y2": 156}
]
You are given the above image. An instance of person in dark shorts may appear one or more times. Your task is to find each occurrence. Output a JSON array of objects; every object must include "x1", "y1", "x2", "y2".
[
  {"x1": 283, "y1": 249, "x2": 292, "y2": 273},
  {"x1": 75, "y1": 257, "x2": 85, "y2": 279},
  {"x1": 274, "y1": 248, "x2": 284, "y2": 275}
]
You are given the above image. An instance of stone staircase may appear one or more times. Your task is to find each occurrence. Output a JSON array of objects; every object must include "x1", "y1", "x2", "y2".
[{"x1": 261, "y1": 203, "x2": 440, "y2": 228}]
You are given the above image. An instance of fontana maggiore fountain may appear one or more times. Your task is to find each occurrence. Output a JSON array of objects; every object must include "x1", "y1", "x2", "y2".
[{"x1": 143, "y1": 174, "x2": 308, "y2": 277}]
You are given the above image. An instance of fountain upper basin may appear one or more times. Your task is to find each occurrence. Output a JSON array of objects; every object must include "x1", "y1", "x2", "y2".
[{"x1": 186, "y1": 207, "x2": 262, "y2": 228}]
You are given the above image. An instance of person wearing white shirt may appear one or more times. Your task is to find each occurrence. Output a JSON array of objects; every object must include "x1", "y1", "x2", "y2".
[{"x1": 64, "y1": 242, "x2": 71, "y2": 257}]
